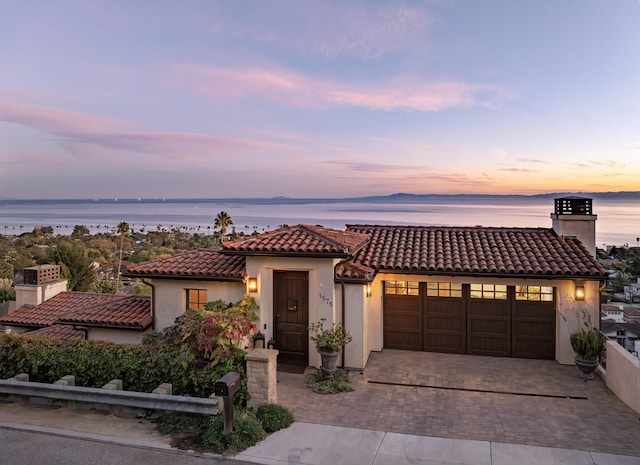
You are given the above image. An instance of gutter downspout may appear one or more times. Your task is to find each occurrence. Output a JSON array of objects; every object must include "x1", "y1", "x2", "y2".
[
  {"x1": 72, "y1": 325, "x2": 88, "y2": 340},
  {"x1": 142, "y1": 278, "x2": 156, "y2": 331}
]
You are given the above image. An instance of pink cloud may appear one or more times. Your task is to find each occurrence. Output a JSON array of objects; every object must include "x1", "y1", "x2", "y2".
[
  {"x1": 0, "y1": 101, "x2": 282, "y2": 161},
  {"x1": 175, "y1": 66, "x2": 499, "y2": 112}
]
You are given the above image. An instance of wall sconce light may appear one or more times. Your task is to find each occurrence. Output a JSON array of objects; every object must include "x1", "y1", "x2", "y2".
[
  {"x1": 366, "y1": 283, "x2": 372, "y2": 297},
  {"x1": 575, "y1": 285, "x2": 585, "y2": 301},
  {"x1": 247, "y1": 277, "x2": 258, "y2": 293}
]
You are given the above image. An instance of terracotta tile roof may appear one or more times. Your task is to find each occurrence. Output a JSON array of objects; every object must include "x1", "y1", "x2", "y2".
[
  {"x1": 125, "y1": 249, "x2": 245, "y2": 281},
  {"x1": 25, "y1": 324, "x2": 85, "y2": 340},
  {"x1": 335, "y1": 261, "x2": 376, "y2": 283},
  {"x1": 345, "y1": 225, "x2": 608, "y2": 279},
  {"x1": 223, "y1": 224, "x2": 370, "y2": 257},
  {"x1": 58, "y1": 295, "x2": 152, "y2": 330},
  {"x1": 0, "y1": 292, "x2": 152, "y2": 330}
]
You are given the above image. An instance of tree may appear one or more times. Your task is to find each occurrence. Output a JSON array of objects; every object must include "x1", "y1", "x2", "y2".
[
  {"x1": 71, "y1": 225, "x2": 90, "y2": 239},
  {"x1": 49, "y1": 244, "x2": 96, "y2": 291},
  {"x1": 116, "y1": 221, "x2": 130, "y2": 292},
  {"x1": 0, "y1": 260, "x2": 14, "y2": 279},
  {"x1": 214, "y1": 211, "x2": 233, "y2": 242}
]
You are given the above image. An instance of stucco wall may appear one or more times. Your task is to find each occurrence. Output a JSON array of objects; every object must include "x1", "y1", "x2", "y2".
[
  {"x1": 87, "y1": 327, "x2": 149, "y2": 344},
  {"x1": 149, "y1": 279, "x2": 244, "y2": 330},
  {"x1": 551, "y1": 214, "x2": 597, "y2": 257},
  {"x1": 245, "y1": 256, "x2": 339, "y2": 369},
  {"x1": 14, "y1": 280, "x2": 68, "y2": 309},
  {"x1": 342, "y1": 283, "x2": 368, "y2": 369},
  {"x1": 602, "y1": 340, "x2": 640, "y2": 415}
]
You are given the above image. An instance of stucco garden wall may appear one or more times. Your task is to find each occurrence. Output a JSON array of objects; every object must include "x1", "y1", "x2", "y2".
[{"x1": 87, "y1": 327, "x2": 149, "y2": 345}]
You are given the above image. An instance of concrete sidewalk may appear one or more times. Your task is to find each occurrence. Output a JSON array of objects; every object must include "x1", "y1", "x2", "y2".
[
  {"x1": 1, "y1": 402, "x2": 639, "y2": 465},
  {"x1": 236, "y1": 422, "x2": 640, "y2": 465}
]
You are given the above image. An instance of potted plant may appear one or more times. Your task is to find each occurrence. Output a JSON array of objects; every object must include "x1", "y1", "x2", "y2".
[
  {"x1": 309, "y1": 319, "x2": 353, "y2": 377},
  {"x1": 570, "y1": 327, "x2": 605, "y2": 380}
]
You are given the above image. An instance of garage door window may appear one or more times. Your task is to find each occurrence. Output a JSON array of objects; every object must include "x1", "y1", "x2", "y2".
[
  {"x1": 385, "y1": 281, "x2": 419, "y2": 295},
  {"x1": 470, "y1": 284, "x2": 507, "y2": 300},
  {"x1": 427, "y1": 282, "x2": 462, "y2": 297},
  {"x1": 516, "y1": 285, "x2": 554, "y2": 301}
]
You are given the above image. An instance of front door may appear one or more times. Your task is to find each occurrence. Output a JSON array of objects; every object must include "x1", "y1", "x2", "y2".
[{"x1": 273, "y1": 271, "x2": 309, "y2": 366}]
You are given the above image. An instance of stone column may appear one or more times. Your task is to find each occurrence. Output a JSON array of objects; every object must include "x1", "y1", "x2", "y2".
[{"x1": 245, "y1": 348, "x2": 278, "y2": 408}]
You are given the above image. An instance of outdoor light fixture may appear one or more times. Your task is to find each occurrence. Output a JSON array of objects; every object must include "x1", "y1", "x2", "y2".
[
  {"x1": 575, "y1": 285, "x2": 585, "y2": 301},
  {"x1": 247, "y1": 277, "x2": 258, "y2": 293},
  {"x1": 366, "y1": 283, "x2": 372, "y2": 297}
]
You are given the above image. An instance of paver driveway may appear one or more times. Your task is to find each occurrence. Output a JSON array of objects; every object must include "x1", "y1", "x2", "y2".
[{"x1": 277, "y1": 350, "x2": 640, "y2": 457}]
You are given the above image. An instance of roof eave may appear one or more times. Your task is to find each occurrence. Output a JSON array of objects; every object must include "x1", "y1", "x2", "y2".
[
  {"x1": 60, "y1": 322, "x2": 152, "y2": 331},
  {"x1": 123, "y1": 273, "x2": 244, "y2": 282},
  {"x1": 222, "y1": 250, "x2": 352, "y2": 259},
  {"x1": 372, "y1": 269, "x2": 609, "y2": 280}
]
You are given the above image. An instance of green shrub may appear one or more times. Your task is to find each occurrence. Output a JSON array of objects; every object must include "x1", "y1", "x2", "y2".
[
  {"x1": 307, "y1": 368, "x2": 354, "y2": 394},
  {"x1": 202, "y1": 410, "x2": 265, "y2": 454},
  {"x1": 255, "y1": 404, "x2": 294, "y2": 433},
  {"x1": 0, "y1": 333, "x2": 245, "y2": 400}
]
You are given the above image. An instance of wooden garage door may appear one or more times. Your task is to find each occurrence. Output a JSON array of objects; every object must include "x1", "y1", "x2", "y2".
[
  {"x1": 512, "y1": 286, "x2": 555, "y2": 359},
  {"x1": 423, "y1": 282, "x2": 465, "y2": 353},
  {"x1": 383, "y1": 281, "x2": 421, "y2": 350},
  {"x1": 384, "y1": 281, "x2": 556, "y2": 360},
  {"x1": 467, "y1": 284, "x2": 511, "y2": 357}
]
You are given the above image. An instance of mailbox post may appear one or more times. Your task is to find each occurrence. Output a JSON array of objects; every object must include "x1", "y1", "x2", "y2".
[{"x1": 214, "y1": 372, "x2": 241, "y2": 434}]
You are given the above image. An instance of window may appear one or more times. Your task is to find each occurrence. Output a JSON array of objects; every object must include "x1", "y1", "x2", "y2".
[
  {"x1": 427, "y1": 282, "x2": 462, "y2": 298},
  {"x1": 186, "y1": 289, "x2": 207, "y2": 310},
  {"x1": 470, "y1": 283, "x2": 507, "y2": 300},
  {"x1": 385, "y1": 281, "x2": 419, "y2": 295},
  {"x1": 515, "y1": 285, "x2": 554, "y2": 301}
]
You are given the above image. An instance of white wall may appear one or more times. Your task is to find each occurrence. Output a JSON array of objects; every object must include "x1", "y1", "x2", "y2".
[
  {"x1": 88, "y1": 327, "x2": 150, "y2": 344},
  {"x1": 342, "y1": 283, "x2": 367, "y2": 369},
  {"x1": 602, "y1": 340, "x2": 640, "y2": 415},
  {"x1": 14, "y1": 280, "x2": 67, "y2": 309},
  {"x1": 149, "y1": 279, "x2": 245, "y2": 330},
  {"x1": 246, "y1": 256, "x2": 339, "y2": 369},
  {"x1": 551, "y1": 214, "x2": 597, "y2": 257}
]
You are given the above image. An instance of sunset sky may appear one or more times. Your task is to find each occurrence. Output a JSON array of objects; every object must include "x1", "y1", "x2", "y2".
[{"x1": 1, "y1": 1, "x2": 639, "y2": 199}]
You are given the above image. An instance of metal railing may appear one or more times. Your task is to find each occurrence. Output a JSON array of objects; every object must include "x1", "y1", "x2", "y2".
[{"x1": 0, "y1": 379, "x2": 218, "y2": 415}]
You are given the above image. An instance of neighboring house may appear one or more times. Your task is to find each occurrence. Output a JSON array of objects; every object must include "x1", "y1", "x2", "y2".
[
  {"x1": 126, "y1": 197, "x2": 608, "y2": 369},
  {"x1": 0, "y1": 265, "x2": 152, "y2": 344},
  {"x1": 601, "y1": 320, "x2": 640, "y2": 354},
  {"x1": 624, "y1": 278, "x2": 640, "y2": 303}
]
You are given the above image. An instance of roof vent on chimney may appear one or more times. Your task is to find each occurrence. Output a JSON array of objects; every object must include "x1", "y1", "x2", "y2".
[
  {"x1": 23, "y1": 265, "x2": 61, "y2": 285},
  {"x1": 554, "y1": 196, "x2": 592, "y2": 216}
]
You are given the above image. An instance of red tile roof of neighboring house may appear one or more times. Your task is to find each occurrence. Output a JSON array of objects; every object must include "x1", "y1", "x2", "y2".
[
  {"x1": 0, "y1": 292, "x2": 151, "y2": 331},
  {"x1": 24, "y1": 324, "x2": 85, "y2": 340},
  {"x1": 345, "y1": 225, "x2": 608, "y2": 279},
  {"x1": 222, "y1": 225, "x2": 370, "y2": 257},
  {"x1": 125, "y1": 249, "x2": 245, "y2": 281},
  {"x1": 57, "y1": 295, "x2": 152, "y2": 330}
]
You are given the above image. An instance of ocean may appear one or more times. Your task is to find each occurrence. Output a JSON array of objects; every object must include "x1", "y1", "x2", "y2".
[{"x1": 0, "y1": 196, "x2": 637, "y2": 247}]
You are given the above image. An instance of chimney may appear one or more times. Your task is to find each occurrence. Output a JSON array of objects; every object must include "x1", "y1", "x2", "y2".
[
  {"x1": 551, "y1": 196, "x2": 597, "y2": 256},
  {"x1": 13, "y1": 264, "x2": 68, "y2": 311}
]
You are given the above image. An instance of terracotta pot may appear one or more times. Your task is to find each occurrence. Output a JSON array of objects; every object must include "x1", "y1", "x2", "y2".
[
  {"x1": 319, "y1": 350, "x2": 340, "y2": 377},
  {"x1": 574, "y1": 357, "x2": 599, "y2": 380}
]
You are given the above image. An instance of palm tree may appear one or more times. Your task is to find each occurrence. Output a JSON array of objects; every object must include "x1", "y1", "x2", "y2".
[
  {"x1": 116, "y1": 221, "x2": 130, "y2": 292},
  {"x1": 214, "y1": 211, "x2": 233, "y2": 242}
]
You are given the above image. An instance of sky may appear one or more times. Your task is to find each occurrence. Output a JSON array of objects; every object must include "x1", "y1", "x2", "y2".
[{"x1": 1, "y1": 0, "x2": 639, "y2": 199}]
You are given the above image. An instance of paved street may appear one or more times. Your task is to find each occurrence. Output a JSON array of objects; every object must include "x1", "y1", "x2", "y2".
[{"x1": 0, "y1": 429, "x2": 251, "y2": 465}]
